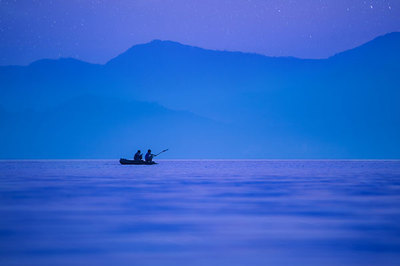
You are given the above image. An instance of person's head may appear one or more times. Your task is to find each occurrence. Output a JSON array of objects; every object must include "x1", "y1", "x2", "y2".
[
  {"x1": 137, "y1": 150, "x2": 141, "y2": 153},
  {"x1": 148, "y1": 149, "x2": 151, "y2": 153}
]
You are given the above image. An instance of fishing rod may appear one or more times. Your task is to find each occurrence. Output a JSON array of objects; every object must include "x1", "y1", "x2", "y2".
[{"x1": 154, "y1": 149, "x2": 169, "y2": 157}]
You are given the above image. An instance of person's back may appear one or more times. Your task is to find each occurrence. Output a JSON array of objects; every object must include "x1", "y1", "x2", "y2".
[
  {"x1": 134, "y1": 150, "x2": 143, "y2": 161},
  {"x1": 145, "y1": 149, "x2": 153, "y2": 162}
]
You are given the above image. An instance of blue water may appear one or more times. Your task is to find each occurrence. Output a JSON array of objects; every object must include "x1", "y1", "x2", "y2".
[{"x1": 1, "y1": 160, "x2": 400, "y2": 266}]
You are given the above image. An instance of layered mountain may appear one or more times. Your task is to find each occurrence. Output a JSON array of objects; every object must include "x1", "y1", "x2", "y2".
[{"x1": 0, "y1": 32, "x2": 399, "y2": 158}]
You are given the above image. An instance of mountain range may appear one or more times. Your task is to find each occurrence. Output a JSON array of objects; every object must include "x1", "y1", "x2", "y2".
[{"x1": 1, "y1": 32, "x2": 399, "y2": 159}]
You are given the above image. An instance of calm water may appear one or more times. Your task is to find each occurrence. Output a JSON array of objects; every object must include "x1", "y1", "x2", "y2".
[{"x1": 1, "y1": 160, "x2": 400, "y2": 266}]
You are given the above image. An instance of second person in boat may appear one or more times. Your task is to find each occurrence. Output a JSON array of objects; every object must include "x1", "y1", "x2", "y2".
[{"x1": 134, "y1": 150, "x2": 143, "y2": 161}]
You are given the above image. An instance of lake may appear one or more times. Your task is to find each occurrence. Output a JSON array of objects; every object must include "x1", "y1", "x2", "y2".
[{"x1": 1, "y1": 160, "x2": 400, "y2": 266}]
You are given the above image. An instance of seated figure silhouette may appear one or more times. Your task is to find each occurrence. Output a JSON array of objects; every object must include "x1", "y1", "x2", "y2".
[
  {"x1": 145, "y1": 149, "x2": 154, "y2": 163},
  {"x1": 134, "y1": 150, "x2": 143, "y2": 161}
]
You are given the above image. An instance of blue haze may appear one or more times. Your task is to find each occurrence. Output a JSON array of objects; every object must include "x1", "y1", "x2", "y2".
[{"x1": 0, "y1": 33, "x2": 399, "y2": 159}]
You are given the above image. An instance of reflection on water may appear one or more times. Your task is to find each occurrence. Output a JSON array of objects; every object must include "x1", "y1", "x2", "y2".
[{"x1": 0, "y1": 160, "x2": 400, "y2": 266}]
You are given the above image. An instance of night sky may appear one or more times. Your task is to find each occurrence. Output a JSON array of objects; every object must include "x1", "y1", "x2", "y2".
[{"x1": 1, "y1": 0, "x2": 399, "y2": 65}]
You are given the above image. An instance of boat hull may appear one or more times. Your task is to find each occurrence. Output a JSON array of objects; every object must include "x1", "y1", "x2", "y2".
[{"x1": 119, "y1": 159, "x2": 157, "y2": 165}]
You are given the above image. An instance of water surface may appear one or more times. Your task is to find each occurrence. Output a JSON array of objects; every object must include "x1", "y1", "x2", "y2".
[{"x1": 1, "y1": 160, "x2": 400, "y2": 265}]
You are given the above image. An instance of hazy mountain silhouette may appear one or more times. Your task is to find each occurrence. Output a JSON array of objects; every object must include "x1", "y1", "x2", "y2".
[
  {"x1": 0, "y1": 32, "x2": 399, "y2": 158},
  {"x1": 0, "y1": 96, "x2": 240, "y2": 159}
]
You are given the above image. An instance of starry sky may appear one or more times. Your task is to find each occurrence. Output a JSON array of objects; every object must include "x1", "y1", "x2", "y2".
[{"x1": 0, "y1": 0, "x2": 399, "y2": 65}]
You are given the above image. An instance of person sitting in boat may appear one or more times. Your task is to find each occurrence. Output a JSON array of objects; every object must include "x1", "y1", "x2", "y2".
[
  {"x1": 134, "y1": 150, "x2": 143, "y2": 161},
  {"x1": 145, "y1": 149, "x2": 154, "y2": 163}
]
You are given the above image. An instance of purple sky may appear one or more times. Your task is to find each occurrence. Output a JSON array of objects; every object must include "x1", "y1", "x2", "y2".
[{"x1": 1, "y1": 0, "x2": 399, "y2": 65}]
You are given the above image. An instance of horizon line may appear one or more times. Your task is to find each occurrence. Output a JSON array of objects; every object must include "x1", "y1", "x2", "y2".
[{"x1": 1, "y1": 159, "x2": 399, "y2": 161}]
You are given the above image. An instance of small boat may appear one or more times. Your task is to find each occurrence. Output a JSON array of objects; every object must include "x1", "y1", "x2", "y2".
[{"x1": 119, "y1": 158, "x2": 157, "y2": 165}]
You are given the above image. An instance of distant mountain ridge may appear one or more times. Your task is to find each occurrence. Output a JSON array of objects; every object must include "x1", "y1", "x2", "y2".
[
  {"x1": 331, "y1": 32, "x2": 400, "y2": 60},
  {"x1": 0, "y1": 32, "x2": 399, "y2": 158}
]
